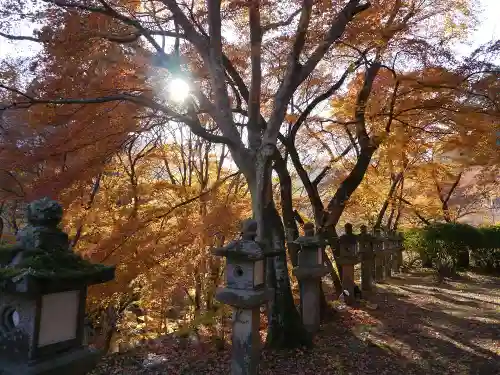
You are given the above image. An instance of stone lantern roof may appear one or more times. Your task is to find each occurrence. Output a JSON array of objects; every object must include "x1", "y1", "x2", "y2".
[
  {"x1": 0, "y1": 197, "x2": 115, "y2": 293},
  {"x1": 212, "y1": 219, "x2": 265, "y2": 261}
]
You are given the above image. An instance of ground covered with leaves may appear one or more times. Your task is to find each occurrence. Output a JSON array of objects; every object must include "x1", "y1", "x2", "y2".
[{"x1": 91, "y1": 270, "x2": 499, "y2": 375}]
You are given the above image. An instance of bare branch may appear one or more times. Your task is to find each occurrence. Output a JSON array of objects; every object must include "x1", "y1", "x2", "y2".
[
  {"x1": 312, "y1": 144, "x2": 354, "y2": 186},
  {"x1": 397, "y1": 197, "x2": 431, "y2": 226},
  {"x1": 0, "y1": 32, "x2": 40, "y2": 43},
  {"x1": 289, "y1": 59, "x2": 363, "y2": 141},
  {"x1": 262, "y1": 8, "x2": 302, "y2": 32},
  {"x1": 1, "y1": 88, "x2": 234, "y2": 145},
  {"x1": 289, "y1": 0, "x2": 314, "y2": 68},
  {"x1": 299, "y1": 0, "x2": 371, "y2": 82},
  {"x1": 384, "y1": 80, "x2": 400, "y2": 133}
]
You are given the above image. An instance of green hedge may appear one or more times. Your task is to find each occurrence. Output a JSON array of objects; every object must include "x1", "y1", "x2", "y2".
[
  {"x1": 473, "y1": 226, "x2": 500, "y2": 272},
  {"x1": 403, "y1": 223, "x2": 500, "y2": 274}
]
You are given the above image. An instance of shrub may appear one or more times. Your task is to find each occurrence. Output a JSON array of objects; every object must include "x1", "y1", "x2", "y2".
[
  {"x1": 402, "y1": 229, "x2": 427, "y2": 267},
  {"x1": 471, "y1": 226, "x2": 500, "y2": 273},
  {"x1": 403, "y1": 223, "x2": 482, "y2": 276}
]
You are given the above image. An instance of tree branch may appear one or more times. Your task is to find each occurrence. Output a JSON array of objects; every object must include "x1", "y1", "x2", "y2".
[
  {"x1": 262, "y1": 8, "x2": 302, "y2": 32},
  {"x1": 289, "y1": 59, "x2": 362, "y2": 141},
  {"x1": 1, "y1": 89, "x2": 234, "y2": 145},
  {"x1": 248, "y1": 0, "x2": 263, "y2": 151},
  {"x1": 298, "y1": 0, "x2": 371, "y2": 82},
  {"x1": 397, "y1": 197, "x2": 431, "y2": 226},
  {"x1": 0, "y1": 32, "x2": 40, "y2": 43},
  {"x1": 312, "y1": 144, "x2": 353, "y2": 186},
  {"x1": 354, "y1": 60, "x2": 381, "y2": 149}
]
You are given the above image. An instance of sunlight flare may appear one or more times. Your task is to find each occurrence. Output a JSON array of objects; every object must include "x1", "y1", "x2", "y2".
[{"x1": 168, "y1": 77, "x2": 190, "y2": 102}]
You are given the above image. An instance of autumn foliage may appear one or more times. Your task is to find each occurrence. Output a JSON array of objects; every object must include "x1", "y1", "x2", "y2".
[{"x1": 0, "y1": 0, "x2": 498, "y2": 352}]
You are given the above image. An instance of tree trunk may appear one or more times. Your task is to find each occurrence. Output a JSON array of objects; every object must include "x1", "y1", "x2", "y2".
[
  {"x1": 247, "y1": 146, "x2": 310, "y2": 348},
  {"x1": 323, "y1": 147, "x2": 376, "y2": 229},
  {"x1": 263, "y1": 201, "x2": 311, "y2": 349},
  {"x1": 375, "y1": 173, "x2": 402, "y2": 230},
  {"x1": 273, "y1": 151, "x2": 299, "y2": 266}
]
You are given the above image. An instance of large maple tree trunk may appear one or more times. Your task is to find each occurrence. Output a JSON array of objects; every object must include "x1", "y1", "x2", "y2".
[
  {"x1": 248, "y1": 148, "x2": 311, "y2": 349},
  {"x1": 263, "y1": 201, "x2": 312, "y2": 349}
]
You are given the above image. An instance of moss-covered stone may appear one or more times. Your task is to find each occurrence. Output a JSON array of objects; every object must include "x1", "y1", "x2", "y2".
[
  {"x1": 0, "y1": 198, "x2": 114, "y2": 282},
  {"x1": 0, "y1": 250, "x2": 111, "y2": 280}
]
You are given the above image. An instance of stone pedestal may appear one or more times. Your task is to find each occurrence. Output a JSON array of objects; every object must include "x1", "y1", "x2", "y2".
[
  {"x1": 394, "y1": 249, "x2": 403, "y2": 272},
  {"x1": 293, "y1": 223, "x2": 328, "y2": 334},
  {"x1": 2, "y1": 347, "x2": 101, "y2": 375},
  {"x1": 373, "y1": 235, "x2": 385, "y2": 282},
  {"x1": 391, "y1": 236, "x2": 402, "y2": 273},
  {"x1": 293, "y1": 267, "x2": 328, "y2": 332},
  {"x1": 337, "y1": 254, "x2": 358, "y2": 305},
  {"x1": 215, "y1": 288, "x2": 271, "y2": 375},
  {"x1": 358, "y1": 234, "x2": 374, "y2": 292},
  {"x1": 393, "y1": 233, "x2": 404, "y2": 272},
  {"x1": 384, "y1": 239, "x2": 392, "y2": 279}
]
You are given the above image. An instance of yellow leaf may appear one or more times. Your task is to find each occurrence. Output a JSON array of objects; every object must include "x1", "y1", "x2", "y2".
[{"x1": 285, "y1": 113, "x2": 299, "y2": 123}]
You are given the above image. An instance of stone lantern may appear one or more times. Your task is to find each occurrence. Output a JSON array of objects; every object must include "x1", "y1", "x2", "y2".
[
  {"x1": 393, "y1": 232, "x2": 404, "y2": 272},
  {"x1": 212, "y1": 219, "x2": 272, "y2": 375},
  {"x1": 387, "y1": 230, "x2": 397, "y2": 274},
  {"x1": 384, "y1": 231, "x2": 394, "y2": 278},
  {"x1": 0, "y1": 198, "x2": 115, "y2": 375},
  {"x1": 337, "y1": 223, "x2": 359, "y2": 304},
  {"x1": 372, "y1": 227, "x2": 385, "y2": 282},
  {"x1": 358, "y1": 225, "x2": 374, "y2": 292},
  {"x1": 292, "y1": 222, "x2": 328, "y2": 332}
]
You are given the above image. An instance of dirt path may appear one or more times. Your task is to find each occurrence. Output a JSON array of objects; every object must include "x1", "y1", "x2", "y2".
[{"x1": 91, "y1": 270, "x2": 500, "y2": 375}]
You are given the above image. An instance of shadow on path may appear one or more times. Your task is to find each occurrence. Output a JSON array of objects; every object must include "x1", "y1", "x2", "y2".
[
  {"x1": 91, "y1": 270, "x2": 499, "y2": 375},
  {"x1": 356, "y1": 270, "x2": 500, "y2": 375}
]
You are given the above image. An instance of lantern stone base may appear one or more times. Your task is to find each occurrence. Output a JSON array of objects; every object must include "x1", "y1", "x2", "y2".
[
  {"x1": 360, "y1": 253, "x2": 374, "y2": 292},
  {"x1": 393, "y1": 250, "x2": 403, "y2": 272},
  {"x1": 374, "y1": 253, "x2": 385, "y2": 282},
  {"x1": 292, "y1": 266, "x2": 327, "y2": 333},
  {"x1": 0, "y1": 347, "x2": 102, "y2": 375},
  {"x1": 384, "y1": 251, "x2": 392, "y2": 278},
  {"x1": 292, "y1": 265, "x2": 328, "y2": 280},
  {"x1": 340, "y1": 263, "x2": 356, "y2": 305},
  {"x1": 215, "y1": 287, "x2": 273, "y2": 309}
]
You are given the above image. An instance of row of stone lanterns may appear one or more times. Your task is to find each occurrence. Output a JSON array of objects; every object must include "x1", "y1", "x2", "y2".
[
  {"x1": 212, "y1": 219, "x2": 404, "y2": 375},
  {"x1": 0, "y1": 200, "x2": 404, "y2": 375}
]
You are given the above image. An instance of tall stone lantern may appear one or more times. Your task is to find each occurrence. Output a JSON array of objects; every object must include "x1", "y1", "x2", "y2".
[
  {"x1": 393, "y1": 232, "x2": 404, "y2": 272},
  {"x1": 292, "y1": 222, "x2": 328, "y2": 333},
  {"x1": 372, "y1": 227, "x2": 385, "y2": 282},
  {"x1": 358, "y1": 225, "x2": 374, "y2": 292},
  {"x1": 337, "y1": 223, "x2": 359, "y2": 304},
  {"x1": 0, "y1": 198, "x2": 115, "y2": 375},
  {"x1": 384, "y1": 231, "x2": 393, "y2": 278},
  {"x1": 212, "y1": 219, "x2": 272, "y2": 375}
]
